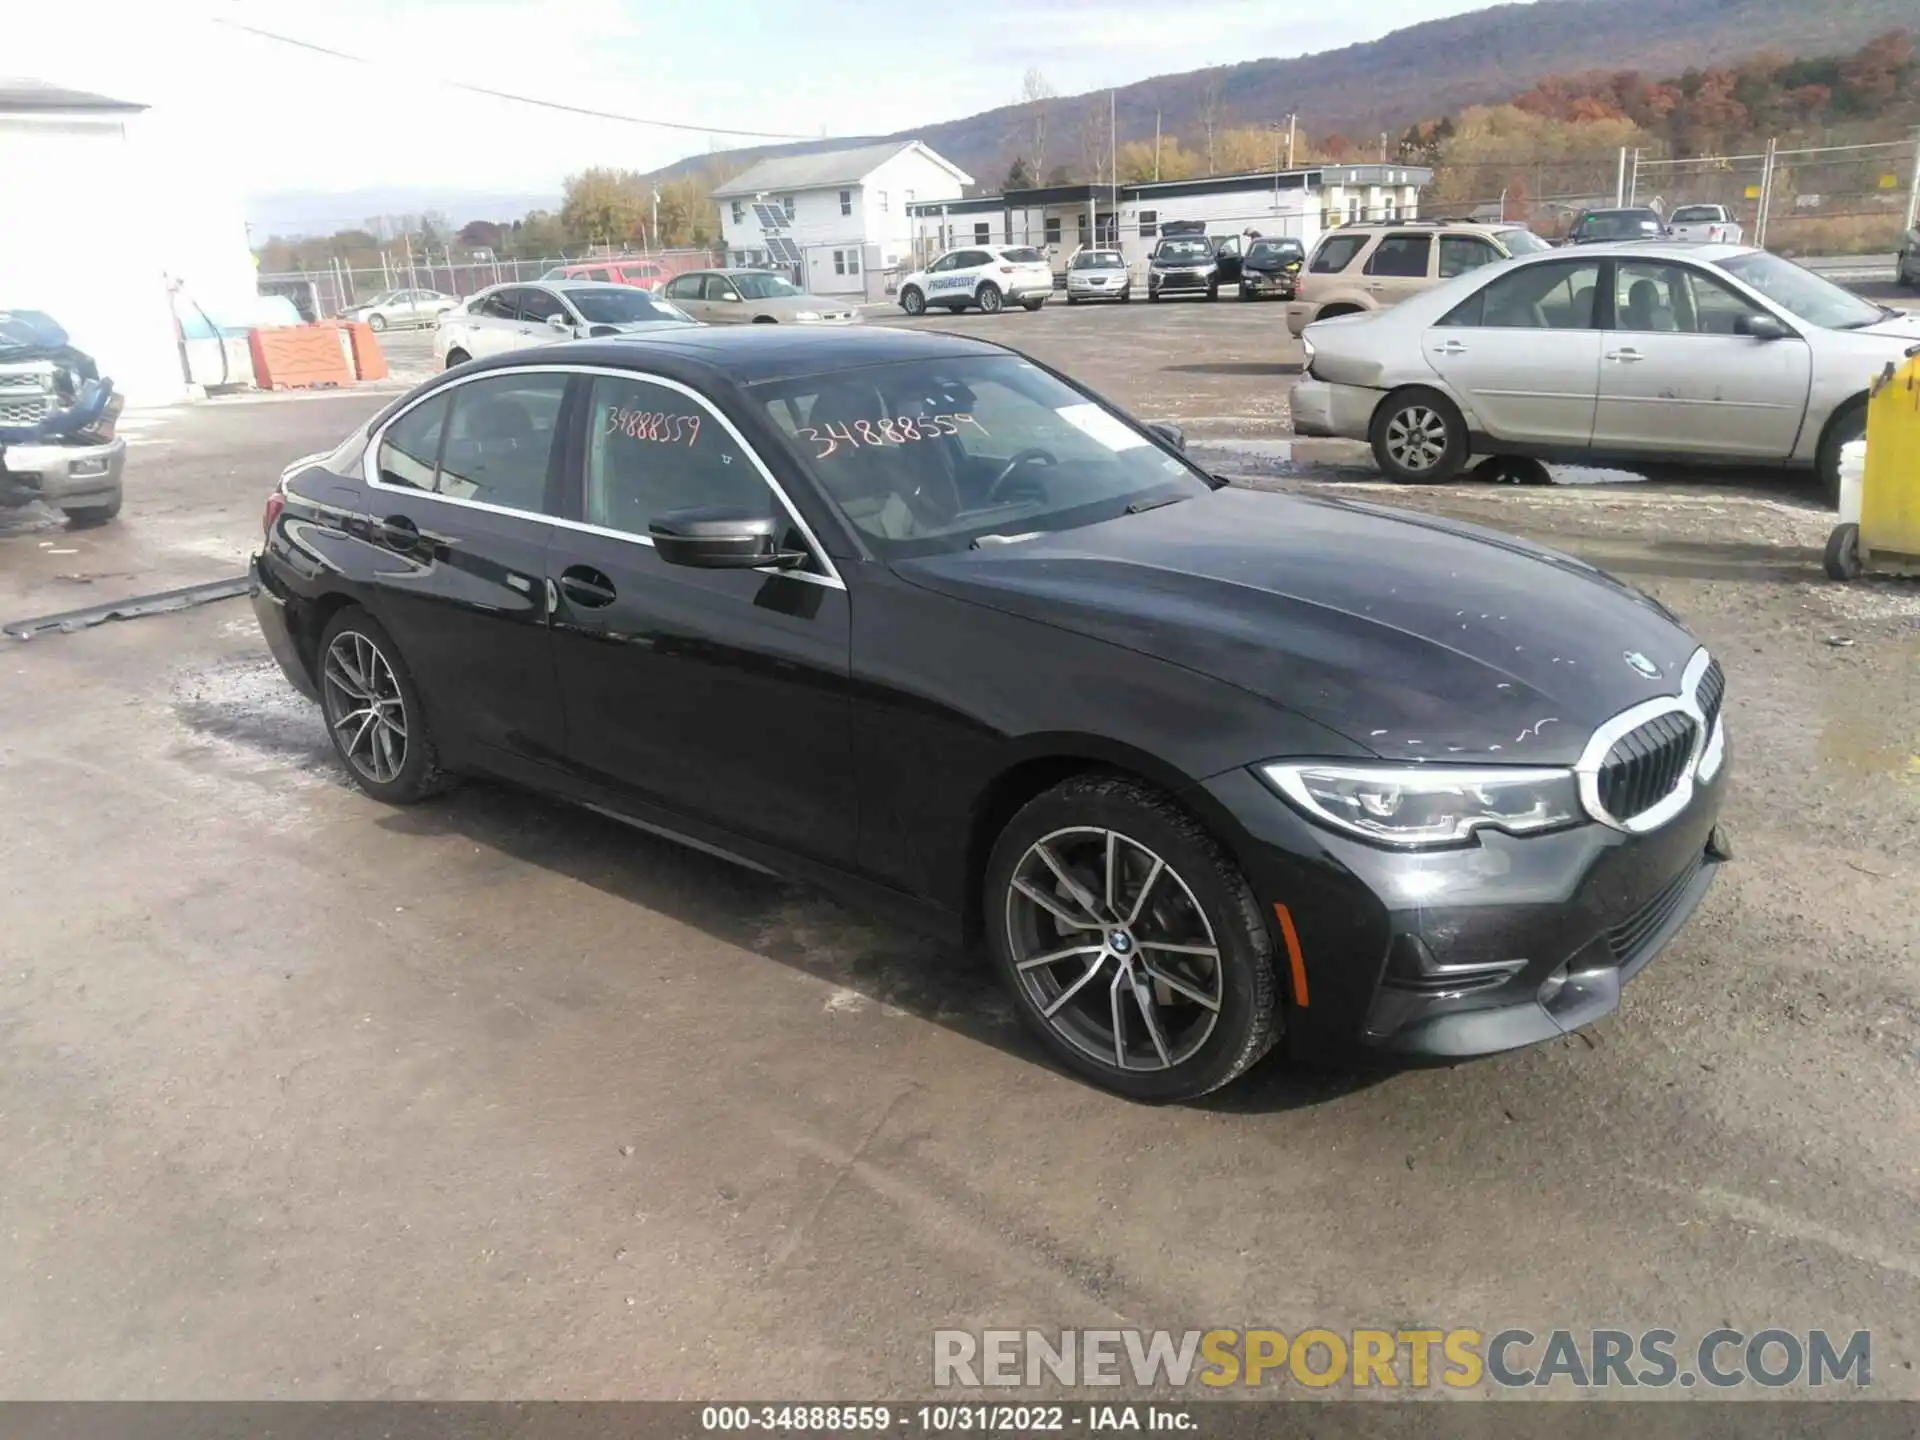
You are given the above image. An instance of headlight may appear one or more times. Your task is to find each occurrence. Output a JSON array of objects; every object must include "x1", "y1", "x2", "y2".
[
  {"x1": 793, "y1": 310, "x2": 821, "y2": 321},
  {"x1": 1300, "y1": 334, "x2": 1316, "y2": 364},
  {"x1": 1260, "y1": 763, "x2": 1583, "y2": 848}
]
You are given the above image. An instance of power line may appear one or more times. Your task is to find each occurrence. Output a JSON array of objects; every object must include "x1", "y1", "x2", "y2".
[{"x1": 212, "y1": 18, "x2": 815, "y2": 141}]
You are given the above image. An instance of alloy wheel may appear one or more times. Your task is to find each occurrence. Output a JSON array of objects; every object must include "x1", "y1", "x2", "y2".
[
  {"x1": 1384, "y1": 405, "x2": 1451, "y2": 473},
  {"x1": 322, "y1": 630, "x2": 410, "y2": 785},
  {"x1": 1004, "y1": 826, "x2": 1223, "y2": 1073}
]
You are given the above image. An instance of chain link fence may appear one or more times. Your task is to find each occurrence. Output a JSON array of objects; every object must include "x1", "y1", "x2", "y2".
[{"x1": 259, "y1": 247, "x2": 722, "y2": 319}]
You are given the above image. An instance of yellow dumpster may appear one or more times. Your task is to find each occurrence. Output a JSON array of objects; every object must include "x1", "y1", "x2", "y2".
[{"x1": 1826, "y1": 345, "x2": 1920, "y2": 579}]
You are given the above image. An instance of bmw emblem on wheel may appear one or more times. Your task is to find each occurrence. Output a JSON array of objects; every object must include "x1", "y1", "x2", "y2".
[{"x1": 1624, "y1": 651, "x2": 1662, "y2": 679}]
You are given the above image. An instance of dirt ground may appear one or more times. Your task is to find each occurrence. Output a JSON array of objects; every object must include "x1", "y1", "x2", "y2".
[{"x1": 1, "y1": 297, "x2": 1916, "y2": 1401}]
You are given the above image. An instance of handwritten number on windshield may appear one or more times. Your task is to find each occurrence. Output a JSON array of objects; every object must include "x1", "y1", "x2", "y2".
[{"x1": 795, "y1": 413, "x2": 988, "y2": 460}]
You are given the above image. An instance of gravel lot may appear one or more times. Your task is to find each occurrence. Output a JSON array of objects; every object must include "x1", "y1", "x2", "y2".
[{"x1": 1, "y1": 294, "x2": 1916, "y2": 1401}]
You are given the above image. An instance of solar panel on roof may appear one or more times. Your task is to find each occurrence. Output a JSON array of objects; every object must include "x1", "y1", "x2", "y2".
[
  {"x1": 764, "y1": 236, "x2": 802, "y2": 265},
  {"x1": 753, "y1": 202, "x2": 790, "y2": 231}
]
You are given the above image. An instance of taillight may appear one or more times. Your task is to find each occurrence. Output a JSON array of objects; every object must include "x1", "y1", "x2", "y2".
[{"x1": 262, "y1": 490, "x2": 286, "y2": 537}]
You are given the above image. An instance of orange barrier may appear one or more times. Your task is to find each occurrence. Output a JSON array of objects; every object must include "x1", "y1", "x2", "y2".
[
  {"x1": 248, "y1": 325, "x2": 354, "y2": 391},
  {"x1": 337, "y1": 321, "x2": 389, "y2": 381}
]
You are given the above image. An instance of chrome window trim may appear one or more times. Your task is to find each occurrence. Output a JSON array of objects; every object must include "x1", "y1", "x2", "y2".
[
  {"x1": 363, "y1": 362, "x2": 846, "y2": 591},
  {"x1": 1573, "y1": 647, "x2": 1715, "y2": 833}
]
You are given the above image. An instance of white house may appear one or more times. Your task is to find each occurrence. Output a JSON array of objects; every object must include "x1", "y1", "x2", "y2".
[
  {"x1": 907, "y1": 164, "x2": 1434, "y2": 281},
  {"x1": 712, "y1": 140, "x2": 972, "y2": 298},
  {"x1": 0, "y1": 80, "x2": 259, "y2": 406}
]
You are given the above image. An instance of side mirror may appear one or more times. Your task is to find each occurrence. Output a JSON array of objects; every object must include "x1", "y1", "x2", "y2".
[
  {"x1": 546, "y1": 312, "x2": 573, "y2": 332},
  {"x1": 1147, "y1": 420, "x2": 1186, "y2": 452},
  {"x1": 650, "y1": 506, "x2": 807, "y2": 570},
  {"x1": 1740, "y1": 314, "x2": 1790, "y2": 342}
]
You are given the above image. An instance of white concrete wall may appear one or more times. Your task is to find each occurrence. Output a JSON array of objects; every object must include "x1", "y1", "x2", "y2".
[{"x1": 861, "y1": 147, "x2": 967, "y2": 264}]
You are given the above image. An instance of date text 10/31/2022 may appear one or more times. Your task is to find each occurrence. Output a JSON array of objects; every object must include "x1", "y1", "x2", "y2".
[{"x1": 795, "y1": 413, "x2": 990, "y2": 460}]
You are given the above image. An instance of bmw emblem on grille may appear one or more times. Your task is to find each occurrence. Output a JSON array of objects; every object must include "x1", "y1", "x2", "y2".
[{"x1": 1624, "y1": 652, "x2": 1662, "y2": 680}]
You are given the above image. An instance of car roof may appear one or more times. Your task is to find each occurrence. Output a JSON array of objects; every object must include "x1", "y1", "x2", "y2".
[
  {"x1": 1326, "y1": 219, "x2": 1518, "y2": 234},
  {"x1": 453, "y1": 324, "x2": 1005, "y2": 388},
  {"x1": 1518, "y1": 239, "x2": 1755, "y2": 262}
]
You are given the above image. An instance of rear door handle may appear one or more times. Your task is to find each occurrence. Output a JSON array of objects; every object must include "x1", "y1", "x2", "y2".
[
  {"x1": 1433, "y1": 340, "x2": 1468, "y2": 355},
  {"x1": 1606, "y1": 348, "x2": 1645, "y2": 363},
  {"x1": 380, "y1": 514, "x2": 422, "y2": 549},
  {"x1": 558, "y1": 565, "x2": 617, "y2": 608}
]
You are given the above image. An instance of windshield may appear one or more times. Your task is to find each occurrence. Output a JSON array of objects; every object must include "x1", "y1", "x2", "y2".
[
  {"x1": 569, "y1": 289, "x2": 692, "y2": 324},
  {"x1": 1155, "y1": 239, "x2": 1212, "y2": 261},
  {"x1": 732, "y1": 272, "x2": 804, "y2": 300},
  {"x1": 751, "y1": 355, "x2": 1210, "y2": 559},
  {"x1": 1495, "y1": 228, "x2": 1551, "y2": 255},
  {"x1": 1072, "y1": 251, "x2": 1124, "y2": 269},
  {"x1": 1247, "y1": 240, "x2": 1302, "y2": 261},
  {"x1": 1576, "y1": 211, "x2": 1662, "y2": 240},
  {"x1": 1714, "y1": 250, "x2": 1884, "y2": 330},
  {"x1": 1670, "y1": 206, "x2": 1721, "y2": 224}
]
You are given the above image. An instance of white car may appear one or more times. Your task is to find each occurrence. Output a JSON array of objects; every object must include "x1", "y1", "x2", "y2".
[
  {"x1": 343, "y1": 289, "x2": 459, "y2": 332},
  {"x1": 435, "y1": 281, "x2": 697, "y2": 368},
  {"x1": 1666, "y1": 204, "x2": 1744, "y2": 245},
  {"x1": 1289, "y1": 241, "x2": 1918, "y2": 507},
  {"x1": 897, "y1": 245, "x2": 1054, "y2": 316}
]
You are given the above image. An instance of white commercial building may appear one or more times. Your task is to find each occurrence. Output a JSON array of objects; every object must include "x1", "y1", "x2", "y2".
[
  {"x1": 907, "y1": 164, "x2": 1435, "y2": 279},
  {"x1": 0, "y1": 80, "x2": 259, "y2": 407},
  {"x1": 712, "y1": 140, "x2": 972, "y2": 299}
]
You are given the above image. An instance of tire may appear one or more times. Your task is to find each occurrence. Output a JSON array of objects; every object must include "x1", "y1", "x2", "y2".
[
  {"x1": 1206, "y1": 286, "x2": 1219, "y2": 302},
  {"x1": 983, "y1": 774, "x2": 1279, "y2": 1102},
  {"x1": 1066, "y1": 295, "x2": 1079, "y2": 305},
  {"x1": 977, "y1": 283, "x2": 1003, "y2": 315},
  {"x1": 752, "y1": 315, "x2": 778, "y2": 324},
  {"x1": 1148, "y1": 290, "x2": 1161, "y2": 303},
  {"x1": 62, "y1": 493, "x2": 122, "y2": 527},
  {"x1": 1238, "y1": 285, "x2": 1255, "y2": 301},
  {"x1": 367, "y1": 313, "x2": 387, "y2": 333},
  {"x1": 316, "y1": 607, "x2": 448, "y2": 805},
  {"x1": 1815, "y1": 397, "x2": 1866, "y2": 510},
  {"x1": 1119, "y1": 288, "x2": 1131, "y2": 303},
  {"x1": 900, "y1": 286, "x2": 926, "y2": 316},
  {"x1": 1824, "y1": 522, "x2": 1862, "y2": 581},
  {"x1": 1023, "y1": 297, "x2": 1046, "y2": 312},
  {"x1": 444, "y1": 348, "x2": 470, "y2": 369},
  {"x1": 1370, "y1": 386, "x2": 1469, "y2": 484}
]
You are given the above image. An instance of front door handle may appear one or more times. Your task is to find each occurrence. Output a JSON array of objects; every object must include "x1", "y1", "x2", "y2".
[
  {"x1": 558, "y1": 565, "x2": 617, "y2": 608},
  {"x1": 1605, "y1": 348, "x2": 1645, "y2": 363}
]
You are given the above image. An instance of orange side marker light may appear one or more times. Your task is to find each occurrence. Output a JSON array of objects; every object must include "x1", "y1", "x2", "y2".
[{"x1": 1273, "y1": 902, "x2": 1308, "y2": 1007}]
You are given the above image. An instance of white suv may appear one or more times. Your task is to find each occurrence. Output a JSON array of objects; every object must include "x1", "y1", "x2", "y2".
[{"x1": 898, "y1": 246, "x2": 1054, "y2": 316}]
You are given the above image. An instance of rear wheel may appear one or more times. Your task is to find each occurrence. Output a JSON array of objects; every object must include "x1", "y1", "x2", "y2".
[
  {"x1": 317, "y1": 607, "x2": 448, "y2": 805},
  {"x1": 1023, "y1": 297, "x2": 1046, "y2": 312},
  {"x1": 984, "y1": 775, "x2": 1279, "y2": 1102},
  {"x1": 1816, "y1": 397, "x2": 1866, "y2": 510},
  {"x1": 900, "y1": 286, "x2": 926, "y2": 316},
  {"x1": 1370, "y1": 386, "x2": 1468, "y2": 484},
  {"x1": 978, "y1": 283, "x2": 1004, "y2": 314},
  {"x1": 367, "y1": 313, "x2": 387, "y2": 333},
  {"x1": 444, "y1": 348, "x2": 470, "y2": 369}
]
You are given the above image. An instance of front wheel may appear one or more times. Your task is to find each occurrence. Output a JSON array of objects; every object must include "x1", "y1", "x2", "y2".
[
  {"x1": 317, "y1": 607, "x2": 448, "y2": 805},
  {"x1": 984, "y1": 775, "x2": 1279, "y2": 1102},
  {"x1": 367, "y1": 313, "x2": 387, "y2": 333},
  {"x1": 1370, "y1": 387, "x2": 1468, "y2": 484},
  {"x1": 63, "y1": 493, "x2": 122, "y2": 527},
  {"x1": 443, "y1": 348, "x2": 470, "y2": 369},
  {"x1": 899, "y1": 286, "x2": 926, "y2": 316},
  {"x1": 1119, "y1": 288, "x2": 1131, "y2": 303},
  {"x1": 1206, "y1": 285, "x2": 1220, "y2": 302},
  {"x1": 977, "y1": 284, "x2": 1004, "y2": 314}
]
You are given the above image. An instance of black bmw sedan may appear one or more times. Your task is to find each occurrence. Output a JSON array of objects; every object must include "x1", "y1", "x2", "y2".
[{"x1": 251, "y1": 326, "x2": 1729, "y2": 1101}]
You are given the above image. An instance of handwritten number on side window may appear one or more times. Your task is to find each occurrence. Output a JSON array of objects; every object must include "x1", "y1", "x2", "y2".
[{"x1": 605, "y1": 407, "x2": 701, "y2": 447}]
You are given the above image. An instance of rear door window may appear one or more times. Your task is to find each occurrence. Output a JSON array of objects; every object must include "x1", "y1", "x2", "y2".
[
  {"x1": 436, "y1": 373, "x2": 569, "y2": 514},
  {"x1": 1441, "y1": 259, "x2": 1601, "y2": 330},
  {"x1": 1438, "y1": 235, "x2": 1501, "y2": 278},
  {"x1": 1309, "y1": 234, "x2": 1369, "y2": 273},
  {"x1": 376, "y1": 394, "x2": 450, "y2": 491}
]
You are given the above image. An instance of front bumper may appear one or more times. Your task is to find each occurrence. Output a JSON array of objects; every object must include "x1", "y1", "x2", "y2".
[
  {"x1": 1240, "y1": 270, "x2": 1296, "y2": 297},
  {"x1": 1067, "y1": 275, "x2": 1129, "y2": 297},
  {"x1": 0, "y1": 435, "x2": 126, "y2": 508},
  {"x1": 1150, "y1": 269, "x2": 1216, "y2": 294},
  {"x1": 1288, "y1": 378, "x2": 1379, "y2": 441},
  {"x1": 1199, "y1": 758, "x2": 1730, "y2": 1062},
  {"x1": 250, "y1": 553, "x2": 320, "y2": 702}
]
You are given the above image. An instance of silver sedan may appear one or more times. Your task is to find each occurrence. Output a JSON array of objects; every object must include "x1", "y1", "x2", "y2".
[{"x1": 1289, "y1": 241, "x2": 1920, "y2": 506}]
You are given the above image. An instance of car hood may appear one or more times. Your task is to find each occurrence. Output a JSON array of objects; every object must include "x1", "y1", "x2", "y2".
[
  {"x1": 893, "y1": 487, "x2": 1699, "y2": 765},
  {"x1": 1856, "y1": 309, "x2": 1920, "y2": 342}
]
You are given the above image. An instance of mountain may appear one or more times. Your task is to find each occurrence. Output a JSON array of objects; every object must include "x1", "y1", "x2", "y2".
[
  {"x1": 647, "y1": 0, "x2": 1914, "y2": 189},
  {"x1": 245, "y1": 186, "x2": 560, "y2": 242}
]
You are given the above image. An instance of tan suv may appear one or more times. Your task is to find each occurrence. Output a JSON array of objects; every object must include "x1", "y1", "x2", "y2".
[{"x1": 1285, "y1": 220, "x2": 1549, "y2": 336}]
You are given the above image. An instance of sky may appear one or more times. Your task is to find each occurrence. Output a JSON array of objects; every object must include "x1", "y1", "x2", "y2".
[{"x1": 10, "y1": 0, "x2": 1505, "y2": 229}]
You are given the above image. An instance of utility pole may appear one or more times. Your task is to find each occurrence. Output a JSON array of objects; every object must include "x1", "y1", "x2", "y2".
[
  {"x1": 1154, "y1": 109, "x2": 1162, "y2": 182},
  {"x1": 1271, "y1": 121, "x2": 1283, "y2": 211},
  {"x1": 652, "y1": 187, "x2": 660, "y2": 251},
  {"x1": 1615, "y1": 146, "x2": 1627, "y2": 208},
  {"x1": 1905, "y1": 125, "x2": 1920, "y2": 233},
  {"x1": 1286, "y1": 113, "x2": 1297, "y2": 170}
]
